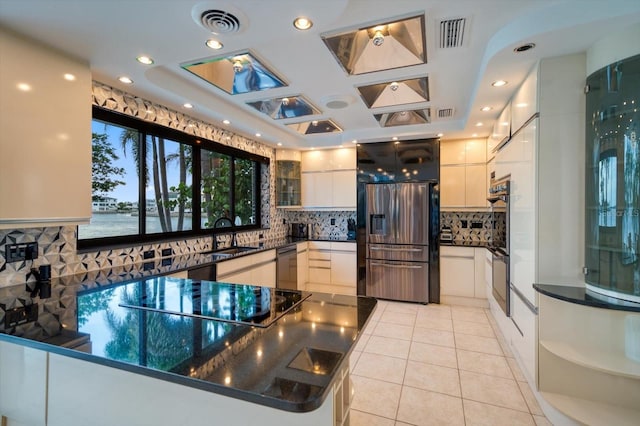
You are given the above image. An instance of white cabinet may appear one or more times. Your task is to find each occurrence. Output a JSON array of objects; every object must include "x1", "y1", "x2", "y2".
[
  {"x1": 511, "y1": 65, "x2": 538, "y2": 133},
  {"x1": 297, "y1": 242, "x2": 308, "y2": 289},
  {"x1": 306, "y1": 241, "x2": 356, "y2": 295},
  {"x1": 0, "y1": 28, "x2": 92, "y2": 229},
  {"x1": 301, "y1": 149, "x2": 356, "y2": 210},
  {"x1": 215, "y1": 249, "x2": 276, "y2": 287},
  {"x1": 439, "y1": 246, "x2": 487, "y2": 307},
  {"x1": 440, "y1": 138, "x2": 488, "y2": 210}
]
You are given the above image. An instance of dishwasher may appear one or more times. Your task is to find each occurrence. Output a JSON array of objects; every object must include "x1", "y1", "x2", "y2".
[{"x1": 276, "y1": 245, "x2": 298, "y2": 290}]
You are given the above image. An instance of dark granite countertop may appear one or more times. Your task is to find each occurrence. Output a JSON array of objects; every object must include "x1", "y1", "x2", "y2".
[
  {"x1": 0, "y1": 277, "x2": 377, "y2": 412},
  {"x1": 534, "y1": 283, "x2": 640, "y2": 313}
]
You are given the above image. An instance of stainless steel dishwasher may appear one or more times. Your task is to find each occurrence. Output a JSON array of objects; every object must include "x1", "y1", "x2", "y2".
[{"x1": 276, "y1": 245, "x2": 298, "y2": 290}]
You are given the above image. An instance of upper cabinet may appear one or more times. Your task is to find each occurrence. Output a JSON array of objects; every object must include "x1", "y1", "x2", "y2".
[
  {"x1": 510, "y1": 65, "x2": 538, "y2": 133},
  {"x1": 301, "y1": 148, "x2": 356, "y2": 210},
  {"x1": 488, "y1": 102, "x2": 511, "y2": 161},
  {"x1": 0, "y1": 29, "x2": 92, "y2": 229},
  {"x1": 275, "y1": 150, "x2": 301, "y2": 208},
  {"x1": 440, "y1": 138, "x2": 488, "y2": 210}
]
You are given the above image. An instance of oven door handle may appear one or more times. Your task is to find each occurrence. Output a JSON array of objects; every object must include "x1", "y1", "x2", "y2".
[
  {"x1": 369, "y1": 262, "x2": 424, "y2": 269},
  {"x1": 370, "y1": 247, "x2": 423, "y2": 252}
]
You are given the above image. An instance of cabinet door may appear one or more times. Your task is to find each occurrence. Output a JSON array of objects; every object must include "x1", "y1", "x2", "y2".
[
  {"x1": 331, "y1": 170, "x2": 356, "y2": 208},
  {"x1": 465, "y1": 164, "x2": 487, "y2": 208},
  {"x1": 330, "y1": 148, "x2": 356, "y2": 170},
  {"x1": 440, "y1": 140, "x2": 467, "y2": 165},
  {"x1": 330, "y1": 252, "x2": 356, "y2": 287},
  {"x1": 0, "y1": 30, "x2": 92, "y2": 229},
  {"x1": 301, "y1": 172, "x2": 332, "y2": 208},
  {"x1": 465, "y1": 139, "x2": 486, "y2": 164},
  {"x1": 301, "y1": 150, "x2": 331, "y2": 171},
  {"x1": 440, "y1": 255, "x2": 475, "y2": 297},
  {"x1": 440, "y1": 166, "x2": 466, "y2": 208},
  {"x1": 219, "y1": 269, "x2": 251, "y2": 285},
  {"x1": 251, "y1": 261, "x2": 276, "y2": 288},
  {"x1": 297, "y1": 247, "x2": 308, "y2": 289}
]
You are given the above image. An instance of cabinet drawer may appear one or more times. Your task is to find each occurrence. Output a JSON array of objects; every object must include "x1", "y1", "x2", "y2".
[
  {"x1": 308, "y1": 241, "x2": 331, "y2": 250},
  {"x1": 308, "y1": 267, "x2": 331, "y2": 284},
  {"x1": 308, "y1": 259, "x2": 330, "y2": 268},
  {"x1": 440, "y1": 246, "x2": 474, "y2": 257},
  {"x1": 330, "y1": 242, "x2": 356, "y2": 252},
  {"x1": 308, "y1": 250, "x2": 331, "y2": 261}
]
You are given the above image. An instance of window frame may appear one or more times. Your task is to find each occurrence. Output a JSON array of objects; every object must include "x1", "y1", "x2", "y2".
[{"x1": 78, "y1": 106, "x2": 268, "y2": 251}]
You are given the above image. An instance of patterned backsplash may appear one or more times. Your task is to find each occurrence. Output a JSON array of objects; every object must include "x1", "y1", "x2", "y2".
[{"x1": 440, "y1": 211, "x2": 505, "y2": 245}]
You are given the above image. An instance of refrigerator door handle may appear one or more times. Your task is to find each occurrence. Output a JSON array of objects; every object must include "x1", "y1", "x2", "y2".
[
  {"x1": 370, "y1": 247, "x2": 423, "y2": 252},
  {"x1": 370, "y1": 262, "x2": 424, "y2": 269}
]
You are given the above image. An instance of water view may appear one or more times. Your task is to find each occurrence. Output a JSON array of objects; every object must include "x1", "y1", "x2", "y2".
[{"x1": 78, "y1": 213, "x2": 193, "y2": 239}]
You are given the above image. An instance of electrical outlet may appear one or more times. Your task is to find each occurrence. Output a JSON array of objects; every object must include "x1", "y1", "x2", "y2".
[
  {"x1": 5, "y1": 242, "x2": 38, "y2": 263},
  {"x1": 331, "y1": 218, "x2": 336, "y2": 226},
  {"x1": 471, "y1": 221, "x2": 483, "y2": 229},
  {"x1": 4, "y1": 304, "x2": 38, "y2": 328},
  {"x1": 143, "y1": 250, "x2": 155, "y2": 259}
]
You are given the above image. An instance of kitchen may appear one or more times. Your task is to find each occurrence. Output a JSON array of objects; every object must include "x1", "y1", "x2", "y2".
[{"x1": 1, "y1": 1, "x2": 640, "y2": 425}]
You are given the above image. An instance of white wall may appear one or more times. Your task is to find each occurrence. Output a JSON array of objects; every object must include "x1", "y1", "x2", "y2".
[{"x1": 586, "y1": 22, "x2": 640, "y2": 76}]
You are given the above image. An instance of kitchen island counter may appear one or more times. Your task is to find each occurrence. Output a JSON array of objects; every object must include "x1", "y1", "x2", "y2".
[{"x1": 0, "y1": 277, "x2": 376, "y2": 425}]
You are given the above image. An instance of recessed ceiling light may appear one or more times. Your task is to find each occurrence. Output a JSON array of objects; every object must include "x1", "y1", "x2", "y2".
[
  {"x1": 472, "y1": 133, "x2": 478, "y2": 137},
  {"x1": 293, "y1": 17, "x2": 313, "y2": 30},
  {"x1": 206, "y1": 39, "x2": 223, "y2": 50},
  {"x1": 136, "y1": 56, "x2": 154, "y2": 65},
  {"x1": 352, "y1": 139, "x2": 358, "y2": 144},
  {"x1": 392, "y1": 136, "x2": 398, "y2": 141},
  {"x1": 17, "y1": 82, "x2": 32, "y2": 92},
  {"x1": 183, "y1": 103, "x2": 193, "y2": 109},
  {"x1": 118, "y1": 76, "x2": 133, "y2": 84},
  {"x1": 476, "y1": 122, "x2": 483, "y2": 127},
  {"x1": 480, "y1": 106, "x2": 492, "y2": 112},
  {"x1": 492, "y1": 80, "x2": 507, "y2": 87},
  {"x1": 255, "y1": 133, "x2": 261, "y2": 137},
  {"x1": 514, "y1": 43, "x2": 536, "y2": 53},
  {"x1": 63, "y1": 73, "x2": 76, "y2": 81},
  {"x1": 222, "y1": 119, "x2": 230, "y2": 125},
  {"x1": 437, "y1": 133, "x2": 444, "y2": 137},
  {"x1": 277, "y1": 142, "x2": 283, "y2": 146}
]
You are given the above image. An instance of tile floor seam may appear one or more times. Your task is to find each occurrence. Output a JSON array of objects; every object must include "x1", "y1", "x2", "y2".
[
  {"x1": 349, "y1": 408, "x2": 397, "y2": 424},
  {"x1": 401, "y1": 382, "x2": 461, "y2": 399},
  {"x1": 461, "y1": 396, "x2": 533, "y2": 415},
  {"x1": 350, "y1": 372, "x2": 406, "y2": 387}
]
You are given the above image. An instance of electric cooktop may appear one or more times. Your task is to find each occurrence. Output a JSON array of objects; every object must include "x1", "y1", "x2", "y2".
[{"x1": 118, "y1": 278, "x2": 309, "y2": 328}]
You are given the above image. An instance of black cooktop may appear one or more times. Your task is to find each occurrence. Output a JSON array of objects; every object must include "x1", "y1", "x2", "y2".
[{"x1": 119, "y1": 279, "x2": 309, "y2": 327}]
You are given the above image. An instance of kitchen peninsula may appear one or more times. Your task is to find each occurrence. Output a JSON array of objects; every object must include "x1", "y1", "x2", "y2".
[{"x1": 0, "y1": 265, "x2": 376, "y2": 426}]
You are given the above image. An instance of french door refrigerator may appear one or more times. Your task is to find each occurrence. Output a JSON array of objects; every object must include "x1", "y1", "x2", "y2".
[{"x1": 365, "y1": 182, "x2": 435, "y2": 303}]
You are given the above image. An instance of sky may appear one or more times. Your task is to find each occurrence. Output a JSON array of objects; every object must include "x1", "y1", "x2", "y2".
[{"x1": 92, "y1": 120, "x2": 186, "y2": 203}]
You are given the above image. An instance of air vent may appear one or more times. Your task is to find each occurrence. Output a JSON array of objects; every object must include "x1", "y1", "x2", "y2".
[
  {"x1": 200, "y1": 10, "x2": 241, "y2": 34},
  {"x1": 437, "y1": 108, "x2": 455, "y2": 119},
  {"x1": 439, "y1": 18, "x2": 466, "y2": 48}
]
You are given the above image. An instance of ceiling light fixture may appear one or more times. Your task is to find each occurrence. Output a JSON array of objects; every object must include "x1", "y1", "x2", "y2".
[
  {"x1": 293, "y1": 17, "x2": 313, "y2": 30},
  {"x1": 118, "y1": 76, "x2": 133, "y2": 84},
  {"x1": 514, "y1": 43, "x2": 536, "y2": 53},
  {"x1": 222, "y1": 119, "x2": 230, "y2": 125},
  {"x1": 183, "y1": 103, "x2": 193, "y2": 109},
  {"x1": 390, "y1": 82, "x2": 399, "y2": 91},
  {"x1": 136, "y1": 55, "x2": 154, "y2": 65},
  {"x1": 281, "y1": 97, "x2": 289, "y2": 106},
  {"x1": 492, "y1": 80, "x2": 507, "y2": 87},
  {"x1": 352, "y1": 139, "x2": 358, "y2": 144},
  {"x1": 476, "y1": 122, "x2": 483, "y2": 127},
  {"x1": 232, "y1": 59, "x2": 243, "y2": 73},
  {"x1": 277, "y1": 143, "x2": 282, "y2": 146},
  {"x1": 372, "y1": 30, "x2": 385, "y2": 46},
  {"x1": 392, "y1": 136, "x2": 398, "y2": 141},
  {"x1": 481, "y1": 106, "x2": 492, "y2": 112},
  {"x1": 63, "y1": 73, "x2": 76, "y2": 81},
  {"x1": 17, "y1": 82, "x2": 32, "y2": 92},
  {"x1": 311, "y1": 120, "x2": 318, "y2": 126},
  {"x1": 255, "y1": 133, "x2": 261, "y2": 137},
  {"x1": 437, "y1": 133, "x2": 444, "y2": 137},
  {"x1": 472, "y1": 133, "x2": 478, "y2": 137},
  {"x1": 205, "y1": 39, "x2": 224, "y2": 50}
]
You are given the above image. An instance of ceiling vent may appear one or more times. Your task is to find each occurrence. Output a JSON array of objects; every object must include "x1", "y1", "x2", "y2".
[
  {"x1": 436, "y1": 108, "x2": 455, "y2": 119},
  {"x1": 439, "y1": 18, "x2": 466, "y2": 48},
  {"x1": 200, "y1": 10, "x2": 241, "y2": 34}
]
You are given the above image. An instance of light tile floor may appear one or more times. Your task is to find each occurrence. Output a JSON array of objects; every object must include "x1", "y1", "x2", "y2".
[{"x1": 349, "y1": 300, "x2": 553, "y2": 426}]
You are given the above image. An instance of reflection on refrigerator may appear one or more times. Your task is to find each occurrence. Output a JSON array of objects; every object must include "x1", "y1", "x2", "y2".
[{"x1": 365, "y1": 182, "x2": 437, "y2": 303}]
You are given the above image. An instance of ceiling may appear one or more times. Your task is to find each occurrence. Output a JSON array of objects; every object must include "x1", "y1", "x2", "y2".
[{"x1": 1, "y1": 0, "x2": 639, "y2": 149}]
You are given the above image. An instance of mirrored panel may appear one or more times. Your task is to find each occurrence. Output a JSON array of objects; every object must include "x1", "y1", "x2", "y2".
[
  {"x1": 585, "y1": 53, "x2": 640, "y2": 302},
  {"x1": 357, "y1": 77, "x2": 429, "y2": 108},
  {"x1": 374, "y1": 108, "x2": 430, "y2": 127},
  {"x1": 322, "y1": 15, "x2": 426, "y2": 75},
  {"x1": 247, "y1": 95, "x2": 320, "y2": 119},
  {"x1": 286, "y1": 119, "x2": 342, "y2": 135},
  {"x1": 182, "y1": 51, "x2": 286, "y2": 95}
]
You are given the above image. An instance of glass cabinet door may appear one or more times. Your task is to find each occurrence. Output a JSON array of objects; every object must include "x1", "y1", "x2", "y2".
[{"x1": 276, "y1": 160, "x2": 301, "y2": 207}]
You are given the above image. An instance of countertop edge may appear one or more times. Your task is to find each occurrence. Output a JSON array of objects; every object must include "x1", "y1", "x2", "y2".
[{"x1": 533, "y1": 284, "x2": 640, "y2": 313}]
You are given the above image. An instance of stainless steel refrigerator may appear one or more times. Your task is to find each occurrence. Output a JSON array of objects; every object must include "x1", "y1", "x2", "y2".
[{"x1": 365, "y1": 182, "x2": 435, "y2": 303}]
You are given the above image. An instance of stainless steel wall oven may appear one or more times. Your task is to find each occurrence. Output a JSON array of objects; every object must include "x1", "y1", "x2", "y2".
[{"x1": 487, "y1": 177, "x2": 510, "y2": 316}]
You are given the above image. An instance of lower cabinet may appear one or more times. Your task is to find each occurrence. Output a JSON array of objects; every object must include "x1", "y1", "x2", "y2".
[
  {"x1": 215, "y1": 249, "x2": 276, "y2": 288},
  {"x1": 439, "y1": 246, "x2": 487, "y2": 307},
  {"x1": 296, "y1": 242, "x2": 309, "y2": 289},
  {"x1": 306, "y1": 242, "x2": 356, "y2": 295}
]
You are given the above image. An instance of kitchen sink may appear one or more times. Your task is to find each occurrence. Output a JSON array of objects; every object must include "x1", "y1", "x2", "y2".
[{"x1": 287, "y1": 347, "x2": 343, "y2": 376}]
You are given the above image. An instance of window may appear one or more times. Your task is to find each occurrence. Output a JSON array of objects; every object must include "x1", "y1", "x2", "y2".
[{"x1": 78, "y1": 107, "x2": 267, "y2": 250}]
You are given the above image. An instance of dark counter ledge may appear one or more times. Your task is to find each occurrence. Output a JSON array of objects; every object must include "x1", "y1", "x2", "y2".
[
  {"x1": 0, "y1": 277, "x2": 378, "y2": 412},
  {"x1": 534, "y1": 283, "x2": 640, "y2": 313},
  {"x1": 439, "y1": 240, "x2": 491, "y2": 248}
]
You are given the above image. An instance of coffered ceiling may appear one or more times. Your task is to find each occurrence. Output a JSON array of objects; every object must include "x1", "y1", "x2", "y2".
[{"x1": 1, "y1": 0, "x2": 639, "y2": 149}]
